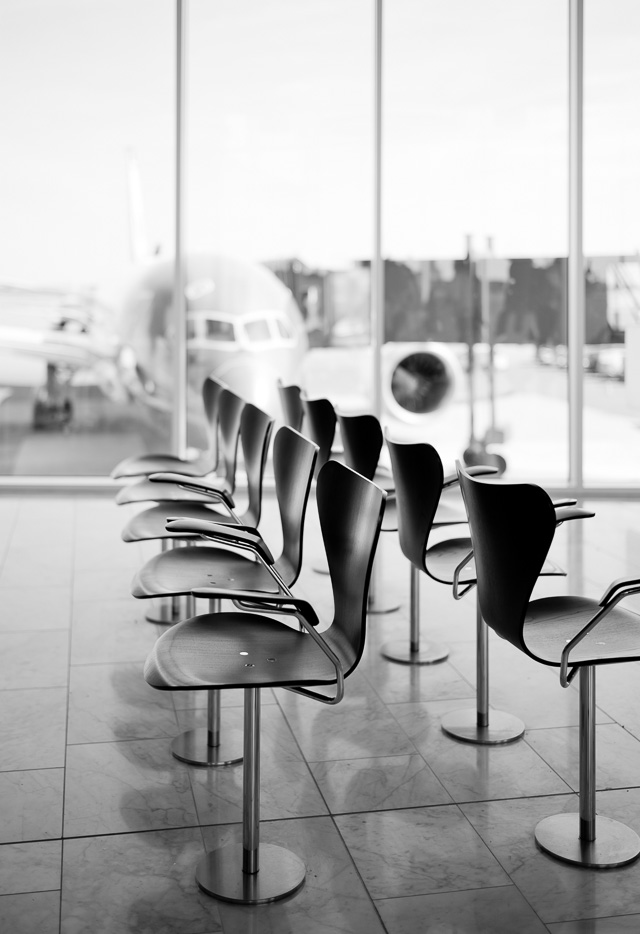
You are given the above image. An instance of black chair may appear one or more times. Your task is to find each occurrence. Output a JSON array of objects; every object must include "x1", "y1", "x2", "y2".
[
  {"x1": 131, "y1": 426, "x2": 318, "y2": 767},
  {"x1": 144, "y1": 460, "x2": 386, "y2": 903},
  {"x1": 337, "y1": 411, "x2": 398, "y2": 613},
  {"x1": 457, "y1": 463, "x2": 640, "y2": 868},
  {"x1": 386, "y1": 437, "x2": 490, "y2": 665},
  {"x1": 120, "y1": 402, "x2": 274, "y2": 546},
  {"x1": 111, "y1": 375, "x2": 225, "y2": 480},
  {"x1": 277, "y1": 380, "x2": 304, "y2": 432},
  {"x1": 300, "y1": 394, "x2": 341, "y2": 478},
  {"x1": 115, "y1": 387, "x2": 244, "y2": 506}
]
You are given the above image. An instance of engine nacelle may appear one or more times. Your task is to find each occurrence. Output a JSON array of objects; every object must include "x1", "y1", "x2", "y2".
[{"x1": 382, "y1": 342, "x2": 463, "y2": 424}]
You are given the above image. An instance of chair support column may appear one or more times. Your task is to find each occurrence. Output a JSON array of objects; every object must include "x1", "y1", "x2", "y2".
[
  {"x1": 440, "y1": 597, "x2": 524, "y2": 745},
  {"x1": 195, "y1": 687, "x2": 306, "y2": 903},
  {"x1": 381, "y1": 565, "x2": 448, "y2": 665},
  {"x1": 171, "y1": 598, "x2": 243, "y2": 767},
  {"x1": 535, "y1": 664, "x2": 640, "y2": 868}
]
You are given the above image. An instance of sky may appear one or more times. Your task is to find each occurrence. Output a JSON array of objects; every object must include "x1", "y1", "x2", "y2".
[{"x1": 1, "y1": 0, "x2": 639, "y2": 307}]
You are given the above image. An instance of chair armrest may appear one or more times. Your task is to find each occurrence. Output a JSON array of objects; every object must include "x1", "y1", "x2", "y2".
[
  {"x1": 554, "y1": 505, "x2": 595, "y2": 525},
  {"x1": 560, "y1": 580, "x2": 640, "y2": 687},
  {"x1": 190, "y1": 586, "x2": 345, "y2": 704},
  {"x1": 149, "y1": 472, "x2": 234, "y2": 510},
  {"x1": 452, "y1": 549, "x2": 476, "y2": 600},
  {"x1": 443, "y1": 466, "x2": 498, "y2": 488},
  {"x1": 165, "y1": 518, "x2": 275, "y2": 565}
]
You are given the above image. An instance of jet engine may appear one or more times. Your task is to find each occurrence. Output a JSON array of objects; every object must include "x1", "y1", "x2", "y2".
[{"x1": 382, "y1": 342, "x2": 463, "y2": 424}]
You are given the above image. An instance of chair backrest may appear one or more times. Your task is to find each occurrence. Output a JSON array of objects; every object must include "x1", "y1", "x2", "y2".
[
  {"x1": 337, "y1": 412, "x2": 382, "y2": 482},
  {"x1": 201, "y1": 376, "x2": 226, "y2": 469},
  {"x1": 457, "y1": 463, "x2": 557, "y2": 653},
  {"x1": 272, "y1": 427, "x2": 318, "y2": 585},
  {"x1": 387, "y1": 438, "x2": 444, "y2": 570},
  {"x1": 317, "y1": 461, "x2": 385, "y2": 675},
  {"x1": 237, "y1": 403, "x2": 275, "y2": 527},
  {"x1": 217, "y1": 388, "x2": 245, "y2": 494},
  {"x1": 301, "y1": 395, "x2": 337, "y2": 476},
  {"x1": 277, "y1": 381, "x2": 304, "y2": 432}
]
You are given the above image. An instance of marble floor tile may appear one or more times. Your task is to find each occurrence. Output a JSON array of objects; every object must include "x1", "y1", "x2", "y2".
[
  {"x1": 0, "y1": 545, "x2": 73, "y2": 590},
  {"x1": 0, "y1": 840, "x2": 61, "y2": 895},
  {"x1": 72, "y1": 566, "x2": 139, "y2": 603},
  {"x1": 203, "y1": 816, "x2": 387, "y2": 934},
  {"x1": 376, "y1": 884, "x2": 549, "y2": 934},
  {"x1": 0, "y1": 769, "x2": 63, "y2": 843},
  {"x1": 391, "y1": 698, "x2": 572, "y2": 802},
  {"x1": 310, "y1": 753, "x2": 451, "y2": 813},
  {"x1": 548, "y1": 915, "x2": 640, "y2": 932},
  {"x1": 0, "y1": 586, "x2": 72, "y2": 632},
  {"x1": 60, "y1": 827, "x2": 219, "y2": 934},
  {"x1": 64, "y1": 738, "x2": 198, "y2": 836},
  {"x1": 0, "y1": 891, "x2": 60, "y2": 934},
  {"x1": 70, "y1": 598, "x2": 160, "y2": 665},
  {"x1": 0, "y1": 687, "x2": 67, "y2": 770},
  {"x1": 362, "y1": 655, "x2": 475, "y2": 706},
  {"x1": 525, "y1": 723, "x2": 640, "y2": 791},
  {"x1": 278, "y1": 676, "x2": 418, "y2": 761},
  {"x1": 0, "y1": 630, "x2": 69, "y2": 690},
  {"x1": 171, "y1": 686, "x2": 276, "y2": 710},
  {"x1": 176, "y1": 702, "x2": 303, "y2": 765},
  {"x1": 335, "y1": 805, "x2": 509, "y2": 899},
  {"x1": 462, "y1": 789, "x2": 640, "y2": 924},
  {"x1": 67, "y1": 662, "x2": 177, "y2": 744}
]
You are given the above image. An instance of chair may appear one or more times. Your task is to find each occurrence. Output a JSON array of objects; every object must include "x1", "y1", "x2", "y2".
[
  {"x1": 457, "y1": 463, "x2": 640, "y2": 868},
  {"x1": 337, "y1": 411, "x2": 398, "y2": 613},
  {"x1": 143, "y1": 460, "x2": 386, "y2": 903},
  {"x1": 120, "y1": 402, "x2": 274, "y2": 545},
  {"x1": 300, "y1": 394, "x2": 340, "y2": 477},
  {"x1": 131, "y1": 426, "x2": 318, "y2": 767},
  {"x1": 114, "y1": 387, "x2": 244, "y2": 506},
  {"x1": 385, "y1": 437, "x2": 488, "y2": 665},
  {"x1": 277, "y1": 380, "x2": 304, "y2": 432},
  {"x1": 111, "y1": 375, "x2": 225, "y2": 479}
]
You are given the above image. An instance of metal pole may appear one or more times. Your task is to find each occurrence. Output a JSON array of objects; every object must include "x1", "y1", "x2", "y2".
[
  {"x1": 568, "y1": 0, "x2": 584, "y2": 489},
  {"x1": 409, "y1": 565, "x2": 420, "y2": 654},
  {"x1": 372, "y1": 0, "x2": 383, "y2": 419},
  {"x1": 207, "y1": 597, "x2": 221, "y2": 749},
  {"x1": 476, "y1": 598, "x2": 489, "y2": 728},
  {"x1": 172, "y1": 0, "x2": 188, "y2": 458},
  {"x1": 242, "y1": 687, "x2": 261, "y2": 875},
  {"x1": 579, "y1": 665, "x2": 596, "y2": 841}
]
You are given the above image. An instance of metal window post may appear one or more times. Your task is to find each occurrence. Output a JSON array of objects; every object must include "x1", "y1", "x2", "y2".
[
  {"x1": 568, "y1": 0, "x2": 584, "y2": 489},
  {"x1": 172, "y1": 0, "x2": 187, "y2": 459}
]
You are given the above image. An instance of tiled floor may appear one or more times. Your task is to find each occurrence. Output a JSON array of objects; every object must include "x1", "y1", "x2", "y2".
[{"x1": 3, "y1": 490, "x2": 640, "y2": 932}]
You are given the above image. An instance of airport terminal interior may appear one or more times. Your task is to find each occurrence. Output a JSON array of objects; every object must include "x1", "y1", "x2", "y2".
[{"x1": 5, "y1": 0, "x2": 640, "y2": 932}]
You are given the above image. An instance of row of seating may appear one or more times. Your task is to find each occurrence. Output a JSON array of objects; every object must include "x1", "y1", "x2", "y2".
[{"x1": 110, "y1": 375, "x2": 640, "y2": 903}]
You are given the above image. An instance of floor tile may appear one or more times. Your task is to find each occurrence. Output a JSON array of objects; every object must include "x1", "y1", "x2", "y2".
[
  {"x1": 0, "y1": 840, "x2": 61, "y2": 895},
  {"x1": 0, "y1": 891, "x2": 60, "y2": 934},
  {"x1": 64, "y1": 739, "x2": 198, "y2": 836},
  {"x1": 376, "y1": 885, "x2": 548, "y2": 934},
  {"x1": 70, "y1": 599, "x2": 160, "y2": 665},
  {"x1": 67, "y1": 662, "x2": 177, "y2": 744},
  {"x1": 525, "y1": 723, "x2": 640, "y2": 791},
  {"x1": 0, "y1": 630, "x2": 69, "y2": 690},
  {"x1": 0, "y1": 586, "x2": 71, "y2": 632},
  {"x1": 60, "y1": 828, "x2": 219, "y2": 934},
  {"x1": 309, "y1": 754, "x2": 452, "y2": 813},
  {"x1": 0, "y1": 769, "x2": 64, "y2": 843},
  {"x1": 336, "y1": 805, "x2": 509, "y2": 899},
  {"x1": 0, "y1": 687, "x2": 67, "y2": 770},
  {"x1": 548, "y1": 915, "x2": 640, "y2": 932},
  {"x1": 203, "y1": 816, "x2": 387, "y2": 934}
]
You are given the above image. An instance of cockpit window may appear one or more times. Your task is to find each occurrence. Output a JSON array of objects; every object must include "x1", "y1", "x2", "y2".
[
  {"x1": 206, "y1": 319, "x2": 235, "y2": 341},
  {"x1": 275, "y1": 317, "x2": 293, "y2": 340},
  {"x1": 244, "y1": 319, "x2": 271, "y2": 342}
]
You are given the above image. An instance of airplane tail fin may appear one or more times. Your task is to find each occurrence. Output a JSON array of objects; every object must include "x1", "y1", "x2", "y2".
[{"x1": 126, "y1": 149, "x2": 153, "y2": 264}]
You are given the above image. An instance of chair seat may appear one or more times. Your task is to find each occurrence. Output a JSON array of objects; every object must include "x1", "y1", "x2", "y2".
[
  {"x1": 524, "y1": 596, "x2": 640, "y2": 667},
  {"x1": 122, "y1": 502, "x2": 232, "y2": 543},
  {"x1": 144, "y1": 611, "x2": 339, "y2": 691},
  {"x1": 116, "y1": 475, "x2": 228, "y2": 506},
  {"x1": 425, "y1": 536, "x2": 475, "y2": 584},
  {"x1": 132, "y1": 545, "x2": 281, "y2": 599},
  {"x1": 112, "y1": 452, "x2": 213, "y2": 480}
]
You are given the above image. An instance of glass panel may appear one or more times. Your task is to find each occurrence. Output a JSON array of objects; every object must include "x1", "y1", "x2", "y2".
[
  {"x1": 205, "y1": 319, "x2": 236, "y2": 342},
  {"x1": 0, "y1": 0, "x2": 174, "y2": 475},
  {"x1": 583, "y1": 0, "x2": 640, "y2": 485},
  {"x1": 186, "y1": 0, "x2": 372, "y2": 419},
  {"x1": 383, "y1": 1, "x2": 569, "y2": 482}
]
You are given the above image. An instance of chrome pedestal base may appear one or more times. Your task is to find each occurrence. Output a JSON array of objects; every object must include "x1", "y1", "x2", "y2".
[
  {"x1": 535, "y1": 813, "x2": 640, "y2": 868},
  {"x1": 441, "y1": 708, "x2": 525, "y2": 745},
  {"x1": 171, "y1": 727, "x2": 243, "y2": 767},
  {"x1": 381, "y1": 639, "x2": 449, "y2": 665},
  {"x1": 196, "y1": 843, "x2": 306, "y2": 904}
]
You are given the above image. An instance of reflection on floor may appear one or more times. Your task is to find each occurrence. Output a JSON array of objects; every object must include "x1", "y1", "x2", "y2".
[{"x1": 2, "y1": 492, "x2": 640, "y2": 933}]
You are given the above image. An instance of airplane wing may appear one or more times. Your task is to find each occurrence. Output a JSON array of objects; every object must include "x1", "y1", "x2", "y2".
[{"x1": 0, "y1": 324, "x2": 119, "y2": 369}]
